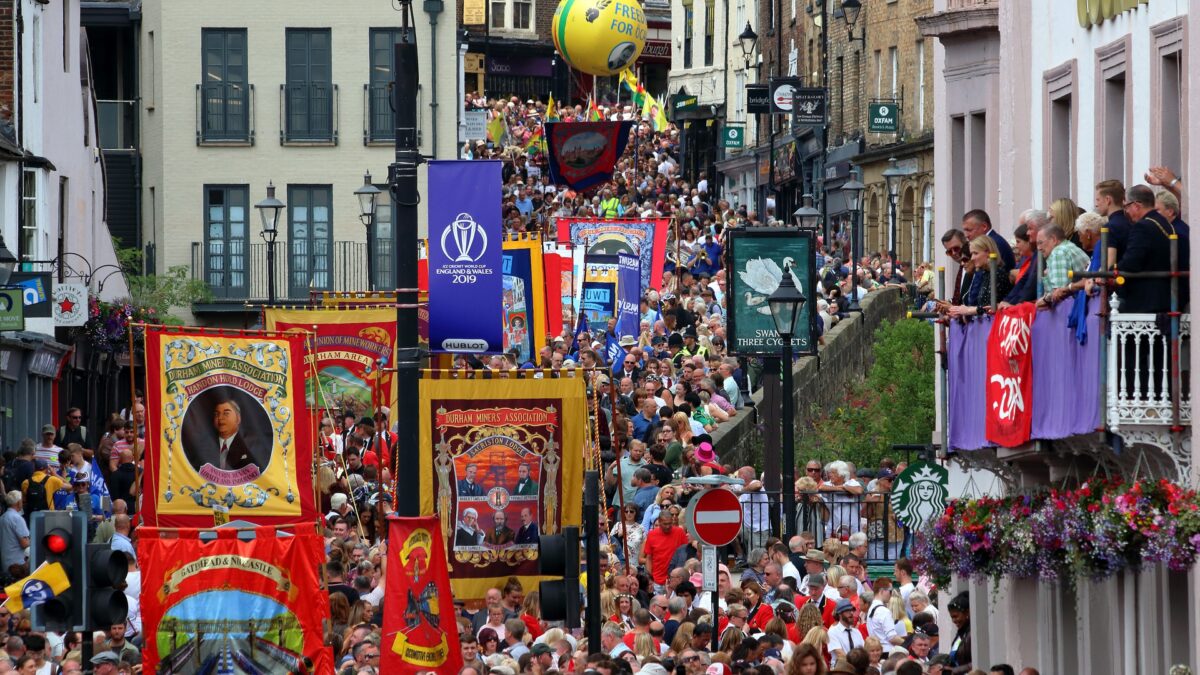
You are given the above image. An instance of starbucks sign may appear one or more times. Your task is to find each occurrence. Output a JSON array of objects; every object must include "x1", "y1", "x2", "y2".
[{"x1": 890, "y1": 461, "x2": 949, "y2": 530}]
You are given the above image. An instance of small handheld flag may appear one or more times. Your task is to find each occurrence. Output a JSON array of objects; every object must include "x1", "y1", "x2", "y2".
[{"x1": 2, "y1": 562, "x2": 71, "y2": 613}]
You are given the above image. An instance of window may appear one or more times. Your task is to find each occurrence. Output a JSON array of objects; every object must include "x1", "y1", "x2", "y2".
[
  {"x1": 201, "y1": 29, "x2": 250, "y2": 142},
  {"x1": 513, "y1": 0, "x2": 532, "y2": 29},
  {"x1": 63, "y1": 0, "x2": 70, "y2": 71},
  {"x1": 491, "y1": 0, "x2": 505, "y2": 29},
  {"x1": 950, "y1": 115, "x2": 965, "y2": 221},
  {"x1": 1159, "y1": 51, "x2": 1182, "y2": 173},
  {"x1": 57, "y1": 178, "x2": 68, "y2": 247},
  {"x1": 490, "y1": 0, "x2": 531, "y2": 30},
  {"x1": 1152, "y1": 19, "x2": 1184, "y2": 176},
  {"x1": 682, "y1": 0, "x2": 693, "y2": 69},
  {"x1": 1097, "y1": 37, "x2": 1130, "y2": 184},
  {"x1": 735, "y1": 0, "x2": 744, "y2": 34},
  {"x1": 873, "y1": 50, "x2": 881, "y2": 97},
  {"x1": 970, "y1": 112, "x2": 986, "y2": 208},
  {"x1": 32, "y1": 16, "x2": 40, "y2": 103},
  {"x1": 704, "y1": 0, "x2": 714, "y2": 67},
  {"x1": 735, "y1": 70, "x2": 745, "y2": 121},
  {"x1": 917, "y1": 40, "x2": 925, "y2": 131},
  {"x1": 889, "y1": 47, "x2": 898, "y2": 98},
  {"x1": 1043, "y1": 61, "x2": 1076, "y2": 204},
  {"x1": 20, "y1": 170, "x2": 37, "y2": 260},
  {"x1": 368, "y1": 29, "x2": 405, "y2": 142},
  {"x1": 287, "y1": 185, "x2": 333, "y2": 297},
  {"x1": 373, "y1": 193, "x2": 394, "y2": 290},
  {"x1": 285, "y1": 29, "x2": 334, "y2": 142},
  {"x1": 147, "y1": 31, "x2": 155, "y2": 109},
  {"x1": 204, "y1": 186, "x2": 249, "y2": 298}
]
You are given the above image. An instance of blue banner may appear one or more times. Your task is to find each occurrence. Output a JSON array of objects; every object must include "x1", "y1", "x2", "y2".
[
  {"x1": 502, "y1": 246, "x2": 535, "y2": 364},
  {"x1": 615, "y1": 253, "x2": 641, "y2": 340},
  {"x1": 428, "y1": 161, "x2": 503, "y2": 353},
  {"x1": 580, "y1": 282, "x2": 616, "y2": 334}
]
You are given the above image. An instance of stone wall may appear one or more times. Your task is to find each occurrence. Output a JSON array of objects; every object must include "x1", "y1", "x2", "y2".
[{"x1": 712, "y1": 286, "x2": 909, "y2": 468}]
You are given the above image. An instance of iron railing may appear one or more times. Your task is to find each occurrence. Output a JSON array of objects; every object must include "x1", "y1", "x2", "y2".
[
  {"x1": 733, "y1": 489, "x2": 908, "y2": 562},
  {"x1": 1107, "y1": 312, "x2": 1193, "y2": 430},
  {"x1": 281, "y1": 82, "x2": 338, "y2": 144},
  {"x1": 195, "y1": 83, "x2": 254, "y2": 144},
  {"x1": 191, "y1": 239, "x2": 391, "y2": 303}
]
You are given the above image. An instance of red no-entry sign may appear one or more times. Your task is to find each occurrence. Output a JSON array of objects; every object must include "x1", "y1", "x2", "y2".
[{"x1": 684, "y1": 488, "x2": 743, "y2": 547}]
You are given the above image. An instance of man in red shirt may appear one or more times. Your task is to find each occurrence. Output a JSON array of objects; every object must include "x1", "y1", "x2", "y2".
[{"x1": 640, "y1": 510, "x2": 691, "y2": 593}]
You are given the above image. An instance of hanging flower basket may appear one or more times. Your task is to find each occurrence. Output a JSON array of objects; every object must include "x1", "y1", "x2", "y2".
[
  {"x1": 910, "y1": 478, "x2": 1200, "y2": 588},
  {"x1": 71, "y1": 297, "x2": 160, "y2": 354}
]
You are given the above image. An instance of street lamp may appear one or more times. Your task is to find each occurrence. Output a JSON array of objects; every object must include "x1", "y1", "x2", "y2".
[
  {"x1": 0, "y1": 234, "x2": 16, "y2": 286},
  {"x1": 355, "y1": 172, "x2": 382, "y2": 290},
  {"x1": 882, "y1": 157, "x2": 907, "y2": 265},
  {"x1": 840, "y1": 169, "x2": 865, "y2": 311},
  {"x1": 792, "y1": 195, "x2": 821, "y2": 230},
  {"x1": 841, "y1": 0, "x2": 864, "y2": 44},
  {"x1": 737, "y1": 22, "x2": 758, "y2": 71},
  {"x1": 768, "y1": 262, "x2": 806, "y2": 539},
  {"x1": 255, "y1": 182, "x2": 285, "y2": 306}
]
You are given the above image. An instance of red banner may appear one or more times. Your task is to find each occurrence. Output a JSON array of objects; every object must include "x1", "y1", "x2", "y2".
[
  {"x1": 381, "y1": 516, "x2": 463, "y2": 674},
  {"x1": 137, "y1": 527, "x2": 334, "y2": 674},
  {"x1": 986, "y1": 303, "x2": 1036, "y2": 447},
  {"x1": 544, "y1": 251, "x2": 564, "y2": 338}
]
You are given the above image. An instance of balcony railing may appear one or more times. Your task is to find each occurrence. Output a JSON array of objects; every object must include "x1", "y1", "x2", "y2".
[
  {"x1": 97, "y1": 99, "x2": 137, "y2": 150},
  {"x1": 1107, "y1": 312, "x2": 1192, "y2": 430},
  {"x1": 191, "y1": 238, "x2": 392, "y2": 303},
  {"x1": 281, "y1": 82, "x2": 338, "y2": 144},
  {"x1": 195, "y1": 83, "x2": 255, "y2": 145}
]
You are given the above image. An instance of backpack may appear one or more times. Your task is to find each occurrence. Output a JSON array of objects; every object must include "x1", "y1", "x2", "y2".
[{"x1": 25, "y1": 474, "x2": 50, "y2": 516}]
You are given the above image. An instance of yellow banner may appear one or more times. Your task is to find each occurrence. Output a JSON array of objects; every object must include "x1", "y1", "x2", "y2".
[{"x1": 419, "y1": 375, "x2": 587, "y2": 600}]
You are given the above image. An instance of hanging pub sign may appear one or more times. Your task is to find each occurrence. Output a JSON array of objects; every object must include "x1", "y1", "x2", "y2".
[
  {"x1": 8, "y1": 272, "x2": 51, "y2": 318},
  {"x1": 792, "y1": 87, "x2": 826, "y2": 127},
  {"x1": 52, "y1": 283, "x2": 88, "y2": 327},
  {"x1": 0, "y1": 290, "x2": 24, "y2": 332},
  {"x1": 746, "y1": 84, "x2": 770, "y2": 114},
  {"x1": 726, "y1": 228, "x2": 816, "y2": 356},
  {"x1": 868, "y1": 101, "x2": 900, "y2": 133},
  {"x1": 769, "y1": 77, "x2": 801, "y2": 114}
]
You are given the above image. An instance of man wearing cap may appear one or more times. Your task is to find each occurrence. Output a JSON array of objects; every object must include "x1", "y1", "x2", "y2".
[
  {"x1": 828, "y1": 598, "x2": 864, "y2": 664},
  {"x1": 680, "y1": 327, "x2": 708, "y2": 361},
  {"x1": 90, "y1": 651, "x2": 122, "y2": 675},
  {"x1": 529, "y1": 642, "x2": 554, "y2": 670},
  {"x1": 800, "y1": 550, "x2": 839, "y2": 601},
  {"x1": 35, "y1": 424, "x2": 63, "y2": 469},
  {"x1": 21, "y1": 460, "x2": 64, "y2": 514},
  {"x1": 803, "y1": 573, "x2": 836, "y2": 627},
  {"x1": 370, "y1": 408, "x2": 395, "y2": 470}
]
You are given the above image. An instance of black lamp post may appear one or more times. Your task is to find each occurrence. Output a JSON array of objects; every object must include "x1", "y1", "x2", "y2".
[
  {"x1": 355, "y1": 172, "x2": 382, "y2": 291},
  {"x1": 792, "y1": 194, "x2": 821, "y2": 230},
  {"x1": 255, "y1": 182, "x2": 285, "y2": 306},
  {"x1": 882, "y1": 157, "x2": 906, "y2": 265},
  {"x1": 0, "y1": 234, "x2": 16, "y2": 286},
  {"x1": 841, "y1": 169, "x2": 865, "y2": 311},
  {"x1": 738, "y1": 22, "x2": 758, "y2": 71},
  {"x1": 841, "y1": 0, "x2": 864, "y2": 44},
  {"x1": 768, "y1": 263, "x2": 806, "y2": 539}
]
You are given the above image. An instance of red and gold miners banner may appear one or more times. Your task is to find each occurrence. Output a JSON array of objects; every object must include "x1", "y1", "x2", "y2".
[
  {"x1": 137, "y1": 527, "x2": 333, "y2": 674},
  {"x1": 143, "y1": 328, "x2": 317, "y2": 527},
  {"x1": 381, "y1": 516, "x2": 463, "y2": 674},
  {"x1": 419, "y1": 375, "x2": 587, "y2": 599},
  {"x1": 264, "y1": 307, "x2": 398, "y2": 421}
]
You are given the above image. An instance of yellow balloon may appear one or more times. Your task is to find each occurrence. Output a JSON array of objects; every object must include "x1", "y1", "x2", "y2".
[{"x1": 552, "y1": 0, "x2": 647, "y2": 76}]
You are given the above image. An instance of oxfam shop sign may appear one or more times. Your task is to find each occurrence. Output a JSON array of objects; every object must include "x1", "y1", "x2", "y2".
[{"x1": 1077, "y1": 0, "x2": 1148, "y2": 28}]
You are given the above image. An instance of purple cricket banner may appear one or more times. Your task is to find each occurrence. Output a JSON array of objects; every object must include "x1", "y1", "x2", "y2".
[
  {"x1": 428, "y1": 160, "x2": 504, "y2": 353},
  {"x1": 947, "y1": 296, "x2": 1101, "y2": 452},
  {"x1": 615, "y1": 253, "x2": 641, "y2": 340}
]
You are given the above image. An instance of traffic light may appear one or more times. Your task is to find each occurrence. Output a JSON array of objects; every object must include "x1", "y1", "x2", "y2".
[
  {"x1": 30, "y1": 511, "x2": 86, "y2": 632},
  {"x1": 538, "y1": 525, "x2": 580, "y2": 627},
  {"x1": 84, "y1": 543, "x2": 128, "y2": 630}
]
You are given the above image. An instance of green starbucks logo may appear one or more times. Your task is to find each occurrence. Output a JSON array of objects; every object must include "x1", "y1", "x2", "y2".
[{"x1": 890, "y1": 461, "x2": 949, "y2": 530}]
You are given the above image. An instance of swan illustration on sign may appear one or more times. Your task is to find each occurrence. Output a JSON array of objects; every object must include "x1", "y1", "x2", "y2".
[{"x1": 738, "y1": 257, "x2": 803, "y2": 315}]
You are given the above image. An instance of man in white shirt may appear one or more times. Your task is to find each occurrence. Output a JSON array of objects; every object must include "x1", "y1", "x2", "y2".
[
  {"x1": 863, "y1": 584, "x2": 903, "y2": 653},
  {"x1": 894, "y1": 558, "x2": 917, "y2": 618},
  {"x1": 772, "y1": 543, "x2": 801, "y2": 586},
  {"x1": 827, "y1": 599, "x2": 863, "y2": 663}
]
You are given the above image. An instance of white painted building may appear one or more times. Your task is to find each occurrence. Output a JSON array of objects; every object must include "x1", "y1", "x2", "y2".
[{"x1": 920, "y1": 0, "x2": 1200, "y2": 671}]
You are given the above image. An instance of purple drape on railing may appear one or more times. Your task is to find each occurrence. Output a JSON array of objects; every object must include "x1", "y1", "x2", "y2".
[
  {"x1": 947, "y1": 297, "x2": 1102, "y2": 451},
  {"x1": 1031, "y1": 296, "x2": 1102, "y2": 438},
  {"x1": 948, "y1": 316, "x2": 992, "y2": 451}
]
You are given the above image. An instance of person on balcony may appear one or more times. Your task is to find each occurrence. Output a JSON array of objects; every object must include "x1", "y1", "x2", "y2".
[
  {"x1": 1116, "y1": 184, "x2": 1190, "y2": 314},
  {"x1": 940, "y1": 229, "x2": 972, "y2": 305},
  {"x1": 1046, "y1": 212, "x2": 1105, "y2": 305},
  {"x1": 942, "y1": 236, "x2": 1012, "y2": 319},
  {"x1": 1035, "y1": 225, "x2": 1090, "y2": 305},
  {"x1": 998, "y1": 210, "x2": 1050, "y2": 308},
  {"x1": 1095, "y1": 179, "x2": 1132, "y2": 267},
  {"x1": 1154, "y1": 190, "x2": 1189, "y2": 240}
]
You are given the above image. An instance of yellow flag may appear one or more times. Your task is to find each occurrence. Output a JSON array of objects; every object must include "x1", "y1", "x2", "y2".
[
  {"x1": 642, "y1": 92, "x2": 668, "y2": 131},
  {"x1": 2, "y1": 562, "x2": 71, "y2": 613},
  {"x1": 547, "y1": 93, "x2": 558, "y2": 121},
  {"x1": 487, "y1": 113, "x2": 507, "y2": 144}
]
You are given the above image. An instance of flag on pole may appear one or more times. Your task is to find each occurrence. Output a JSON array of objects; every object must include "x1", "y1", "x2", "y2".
[
  {"x1": 524, "y1": 125, "x2": 546, "y2": 155},
  {"x1": 619, "y1": 69, "x2": 647, "y2": 108},
  {"x1": 588, "y1": 96, "x2": 603, "y2": 122},
  {"x1": 547, "y1": 94, "x2": 559, "y2": 122},
  {"x1": 2, "y1": 562, "x2": 71, "y2": 613},
  {"x1": 487, "y1": 112, "x2": 508, "y2": 144},
  {"x1": 569, "y1": 311, "x2": 588, "y2": 357},
  {"x1": 642, "y1": 92, "x2": 668, "y2": 132}
]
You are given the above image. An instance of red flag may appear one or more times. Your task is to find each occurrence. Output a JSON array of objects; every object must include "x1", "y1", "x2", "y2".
[
  {"x1": 544, "y1": 252, "x2": 563, "y2": 337},
  {"x1": 985, "y1": 303, "x2": 1036, "y2": 447},
  {"x1": 381, "y1": 516, "x2": 463, "y2": 675}
]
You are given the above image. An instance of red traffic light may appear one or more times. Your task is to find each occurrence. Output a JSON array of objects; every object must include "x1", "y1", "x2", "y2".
[{"x1": 43, "y1": 529, "x2": 71, "y2": 555}]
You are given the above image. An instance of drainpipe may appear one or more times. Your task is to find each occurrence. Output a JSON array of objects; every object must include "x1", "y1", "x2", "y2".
[{"x1": 424, "y1": 0, "x2": 443, "y2": 157}]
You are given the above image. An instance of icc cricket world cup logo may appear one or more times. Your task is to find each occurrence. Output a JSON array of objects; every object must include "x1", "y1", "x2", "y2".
[{"x1": 441, "y1": 212, "x2": 488, "y2": 263}]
